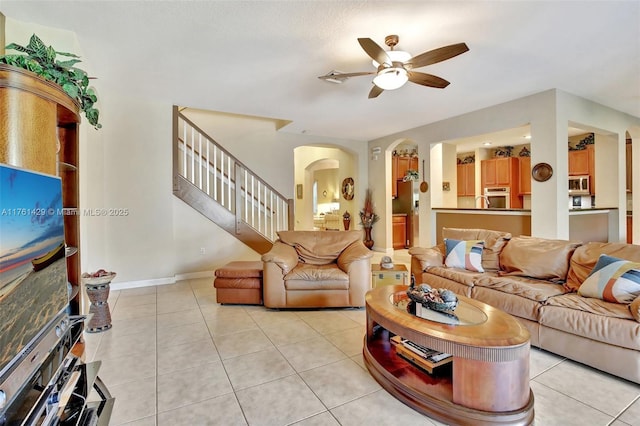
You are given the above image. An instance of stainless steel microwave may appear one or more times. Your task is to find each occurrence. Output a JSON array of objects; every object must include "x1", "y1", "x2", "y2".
[{"x1": 568, "y1": 175, "x2": 590, "y2": 195}]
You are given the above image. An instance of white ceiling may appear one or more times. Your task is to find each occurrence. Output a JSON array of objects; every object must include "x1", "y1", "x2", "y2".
[{"x1": 2, "y1": 1, "x2": 639, "y2": 144}]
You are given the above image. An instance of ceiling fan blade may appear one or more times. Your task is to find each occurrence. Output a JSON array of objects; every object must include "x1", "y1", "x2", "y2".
[
  {"x1": 368, "y1": 85, "x2": 384, "y2": 99},
  {"x1": 408, "y1": 72, "x2": 450, "y2": 88},
  {"x1": 405, "y1": 43, "x2": 469, "y2": 69},
  {"x1": 318, "y1": 71, "x2": 375, "y2": 80},
  {"x1": 358, "y1": 37, "x2": 391, "y2": 66}
]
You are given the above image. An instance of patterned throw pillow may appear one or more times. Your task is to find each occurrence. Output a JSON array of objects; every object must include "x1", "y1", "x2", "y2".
[
  {"x1": 444, "y1": 239, "x2": 485, "y2": 272},
  {"x1": 578, "y1": 255, "x2": 640, "y2": 304}
]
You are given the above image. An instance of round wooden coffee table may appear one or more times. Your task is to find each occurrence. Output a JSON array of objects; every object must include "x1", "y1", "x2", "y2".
[{"x1": 363, "y1": 285, "x2": 534, "y2": 425}]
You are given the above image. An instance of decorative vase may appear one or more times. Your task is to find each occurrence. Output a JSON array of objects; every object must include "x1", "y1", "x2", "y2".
[
  {"x1": 82, "y1": 271, "x2": 116, "y2": 333},
  {"x1": 363, "y1": 227, "x2": 374, "y2": 249},
  {"x1": 343, "y1": 218, "x2": 351, "y2": 230}
]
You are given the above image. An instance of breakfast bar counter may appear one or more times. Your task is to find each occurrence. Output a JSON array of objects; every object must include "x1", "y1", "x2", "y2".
[{"x1": 432, "y1": 208, "x2": 618, "y2": 243}]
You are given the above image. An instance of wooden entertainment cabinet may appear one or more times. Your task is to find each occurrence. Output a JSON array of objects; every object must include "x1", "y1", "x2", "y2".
[
  {"x1": 0, "y1": 64, "x2": 113, "y2": 425},
  {"x1": 0, "y1": 64, "x2": 82, "y2": 314}
]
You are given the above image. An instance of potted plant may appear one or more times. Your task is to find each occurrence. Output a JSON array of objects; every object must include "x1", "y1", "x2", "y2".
[
  {"x1": 0, "y1": 34, "x2": 101, "y2": 129},
  {"x1": 359, "y1": 189, "x2": 379, "y2": 249}
]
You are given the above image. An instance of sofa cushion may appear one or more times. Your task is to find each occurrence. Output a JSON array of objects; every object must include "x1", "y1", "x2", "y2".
[
  {"x1": 444, "y1": 239, "x2": 484, "y2": 272},
  {"x1": 442, "y1": 228, "x2": 511, "y2": 272},
  {"x1": 499, "y1": 236, "x2": 581, "y2": 282},
  {"x1": 631, "y1": 296, "x2": 640, "y2": 322},
  {"x1": 566, "y1": 242, "x2": 640, "y2": 291},
  {"x1": 471, "y1": 286, "x2": 544, "y2": 322},
  {"x1": 474, "y1": 274, "x2": 568, "y2": 302},
  {"x1": 541, "y1": 294, "x2": 640, "y2": 350},
  {"x1": 277, "y1": 230, "x2": 362, "y2": 265},
  {"x1": 578, "y1": 255, "x2": 640, "y2": 304},
  {"x1": 419, "y1": 266, "x2": 483, "y2": 288},
  {"x1": 284, "y1": 263, "x2": 349, "y2": 291}
]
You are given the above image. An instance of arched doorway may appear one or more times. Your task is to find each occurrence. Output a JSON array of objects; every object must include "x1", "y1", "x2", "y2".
[{"x1": 293, "y1": 146, "x2": 358, "y2": 231}]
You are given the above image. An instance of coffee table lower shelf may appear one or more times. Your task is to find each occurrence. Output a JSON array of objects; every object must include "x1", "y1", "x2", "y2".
[{"x1": 363, "y1": 329, "x2": 534, "y2": 426}]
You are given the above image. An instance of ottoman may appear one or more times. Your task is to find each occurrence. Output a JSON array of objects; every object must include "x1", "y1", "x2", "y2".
[{"x1": 214, "y1": 261, "x2": 263, "y2": 305}]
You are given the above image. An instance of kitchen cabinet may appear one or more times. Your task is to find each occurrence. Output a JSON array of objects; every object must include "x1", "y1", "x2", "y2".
[
  {"x1": 396, "y1": 156, "x2": 418, "y2": 181},
  {"x1": 392, "y1": 155, "x2": 418, "y2": 198},
  {"x1": 519, "y1": 157, "x2": 531, "y2": 195},
  {"x1": 627, "y1": 142, "x2": 632, "y2": 193},
  {"x1": 457, "y1": 163, "x2": 475, "y2": 196},
  {"x1": 481, "y1": 157, "x2": 519, "y2": 188},
  {"x1": 481, "y1": 159, "x2": 497, "y2": 186},
  {"x1": 392, "y1": 155, "x2": 398, "y2": 198},
  {"x1": 392, "y1": 214, "x2": 407, "y2": 249},
  {"x1": 481, "y1": 157, "x2": 522, "y2": 208},
  {"x1": 569, "y1": 146, "x2": 595, "y2": 194},
  {"x1": 569, "y1": 149, "x2": 590, "y2": 176}
]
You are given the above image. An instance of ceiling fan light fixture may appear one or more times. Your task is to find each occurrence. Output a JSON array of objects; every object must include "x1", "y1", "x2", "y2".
[
  {"x1": 373, "y1": 67, "x2": 408, "y2": 90},
  {"x1": 371, "y1": 49, "x2": 411, "y2": 67}
]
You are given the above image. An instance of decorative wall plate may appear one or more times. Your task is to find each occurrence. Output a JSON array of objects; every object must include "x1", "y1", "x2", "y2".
[
  {"x1": 342, "y1": 177, "x2": 354, "y2": 200},
  {"x1": 532, "y1": 162, "x2": 553, "y2": 182}
]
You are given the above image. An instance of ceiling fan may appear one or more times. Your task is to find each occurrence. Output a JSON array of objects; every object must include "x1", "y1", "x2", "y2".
[{"x1": 318, "y1": 35, "x2": 469, "y2": 98}]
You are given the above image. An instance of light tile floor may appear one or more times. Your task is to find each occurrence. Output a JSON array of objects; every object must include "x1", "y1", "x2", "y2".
[{"x1": 83, "y1": 251, "x2": 640, "y2": 426}]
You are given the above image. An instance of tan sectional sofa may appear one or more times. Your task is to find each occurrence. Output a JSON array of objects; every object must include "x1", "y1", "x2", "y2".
[
  {"x1": 262, "y1": 230, "x2": 372, "y2": 308},
  {"x1": 410, "y1": 228, "x2": 640, "y2": 384}
]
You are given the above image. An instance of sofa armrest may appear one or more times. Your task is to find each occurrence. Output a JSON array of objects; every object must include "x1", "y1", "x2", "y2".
[
  {"x1": 338, "y1": 242, "x2": 372, "y2": 307},
  {"x1": 408, "y1": 247, "x2": 444, "y2": 271},
  {"x1": 630, "y1": 296, "x2": 640, "y2": 323},
  {"x1": 337, "y1": 240, "x2": 373, "y2": 273},
  {"x1": 261, "y1": 241, "x2": 298, "y2": 274}
]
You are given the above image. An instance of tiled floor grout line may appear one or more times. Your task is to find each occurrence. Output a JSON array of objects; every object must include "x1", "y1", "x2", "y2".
[
  {"x1": 154, "y1": 286, "x2": 159, "y2": 426},
  {"x1": 532, "y1": 380, "x2": 620, "y2": 423},
  {"x1": 198, "y1": 295, "x2": 252, "y2": 426},
  {"x1": 608, "y1": 393, "x2": 640, "y2": 426}
]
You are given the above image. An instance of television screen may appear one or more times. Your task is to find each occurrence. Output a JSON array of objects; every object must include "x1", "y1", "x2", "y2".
[{"x1": 0, "y1": 163, "x2": 69, "y2": 376}]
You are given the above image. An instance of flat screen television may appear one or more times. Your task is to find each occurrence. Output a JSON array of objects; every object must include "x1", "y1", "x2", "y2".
[{"x1": 0, "y1": 163, "x2": 70, "y2": 416}]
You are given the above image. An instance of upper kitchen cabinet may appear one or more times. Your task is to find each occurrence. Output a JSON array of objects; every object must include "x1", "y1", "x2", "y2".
[
  {"x1": 568, "y1": 149, "x2": 590, "y2": 175},
  {"x1": 481, "y1": 157, "x2": 519, "y2": 188},
  {"x1": 568, "y1": 145, "x2": 595, "y2": 194},
  {"x1": 626, "y1": 140, "x2": 632, "y2": 193},
  {"x1": 396, "y1": 155, "x2": 418, "y2": 181},
  {"x1": 457, "y1": 163, "x2": 475, "y2": 196},
  {"x1": 519, "y1": 157, "x2": 532, "y2": 195},
  {"x1": 392, "y1": 152, "x2": 418, "y2": 198}
]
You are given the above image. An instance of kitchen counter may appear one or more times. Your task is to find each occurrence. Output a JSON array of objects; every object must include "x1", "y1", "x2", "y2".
[
  {"x1": 433, "y1": 208, "x2": 530, "y2": 215},
  {"x1": 434, "y1": 207, "x2": 616, "y2": 215},
  {"x1": 432, "y1": 208, "x2": 618, "y2": 243}
]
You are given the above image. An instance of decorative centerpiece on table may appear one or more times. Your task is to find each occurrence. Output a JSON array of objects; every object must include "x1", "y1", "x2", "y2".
[
  {"x1": 359, "y1": 188, "x2": 379, "y2": 249},
  {"x1": 380, "y1": 256, "x2": 394, "y2": 269},
  {"x1": 407, "y1": 283, "x2": 458, "y2": 314},
  {"x1": 82, "y1": 269, "x2": 116, "y2": 332}
]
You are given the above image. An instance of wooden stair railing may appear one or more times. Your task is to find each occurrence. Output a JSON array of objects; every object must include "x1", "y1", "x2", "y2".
[{"x1": 172, "y1": 106, "x2": 293, "y2": 254}]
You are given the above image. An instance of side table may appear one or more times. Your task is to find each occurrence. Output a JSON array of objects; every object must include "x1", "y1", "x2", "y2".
[{"x1": 371, "y1": 264, "x2": 408, "y2": 287}]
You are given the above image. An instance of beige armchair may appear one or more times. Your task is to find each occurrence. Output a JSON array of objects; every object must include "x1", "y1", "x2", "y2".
[{"x1": 262, "y1": 230, "x2": 373, "y2": 308}]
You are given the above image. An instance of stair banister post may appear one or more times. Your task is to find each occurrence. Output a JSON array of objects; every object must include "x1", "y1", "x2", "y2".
[{"x1": 235, "y1": 162, "x2": 242, "y2": 235}]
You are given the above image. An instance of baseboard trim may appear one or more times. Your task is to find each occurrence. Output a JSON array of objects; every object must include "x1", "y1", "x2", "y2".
[
  {"x1": 175, "y1": 270, "x2": 214, "y2": 280},
  {"x1": 110, "y1": 271, "x2": 214, "y2": 291}
]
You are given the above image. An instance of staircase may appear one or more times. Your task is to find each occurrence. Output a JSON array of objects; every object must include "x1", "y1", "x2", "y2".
[{"x1": 172, "y1": 106, "x2": 293, "y2": 254}]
